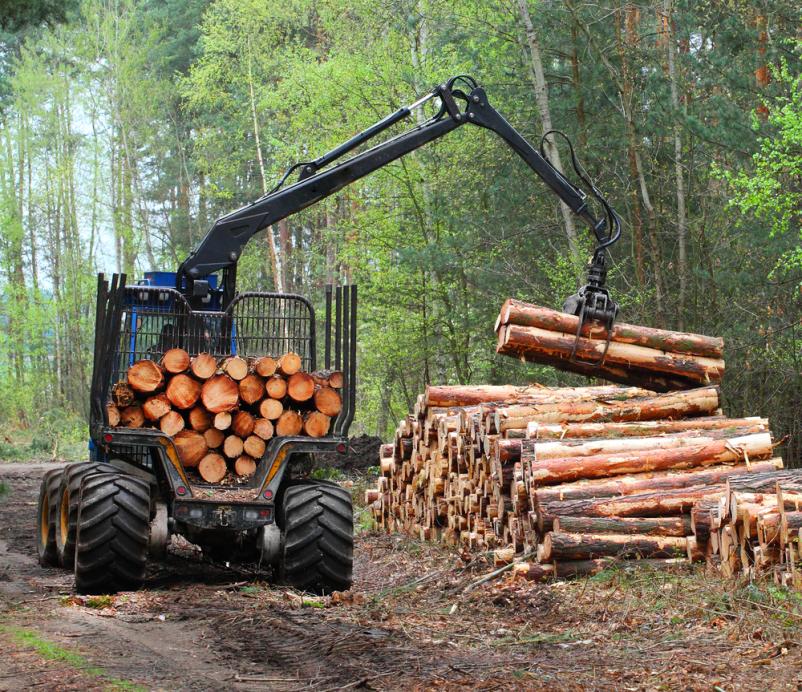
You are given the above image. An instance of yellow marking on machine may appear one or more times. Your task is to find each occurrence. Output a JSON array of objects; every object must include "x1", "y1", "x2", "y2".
[
  {"x1": 260, "y1": 446, "x2": 290, "y2": 494},
  {"x1": 158, "y1": 437, "x2": 190, "y2": 486}
]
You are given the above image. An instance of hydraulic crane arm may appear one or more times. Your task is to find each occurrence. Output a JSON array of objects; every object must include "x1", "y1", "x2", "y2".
[{"x1": 177, "y1": 75, "x2": 621, "y2": 337}]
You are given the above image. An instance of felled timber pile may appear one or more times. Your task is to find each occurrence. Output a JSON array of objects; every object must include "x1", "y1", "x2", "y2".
[
  {"x1": 367, "y1": 382, "x2": 800, "y2": 582},
  {"x1": 106, "y1": 349, "x2": 342, "y2": 483},
  {"x1": 495, "y1": 299, "x2": 725, "y2": 391}
]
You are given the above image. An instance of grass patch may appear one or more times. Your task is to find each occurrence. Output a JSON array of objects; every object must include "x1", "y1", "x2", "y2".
[
  {"x1": 0, "y1": 624, "x2": 144, "y2": 691},
  {"x1": 0, "y1": 481, "x2": 7, "y2": 497}
]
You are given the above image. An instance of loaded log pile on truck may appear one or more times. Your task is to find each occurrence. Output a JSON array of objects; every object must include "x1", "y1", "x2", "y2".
[
  {"x1": 368, "y1": 303, "x2": 802, "y2": 585},
  {"x1": 107, "y1": 348, "x2": 343, "y2": 483}
]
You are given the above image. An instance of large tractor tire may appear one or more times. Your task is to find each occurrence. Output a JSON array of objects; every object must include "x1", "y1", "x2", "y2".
[
  {"x1": 36, "y1": 468, "x2": 64, "y2": 566},
  {"x1": 279, "y1": 481, "x2": 353, "y2": 594},
  {"x1": 56, "y1": 462, "x2": 109, "y2": 568},
  {"x1": 74, "y1": 472, "x2": 151, "y2": 594}
]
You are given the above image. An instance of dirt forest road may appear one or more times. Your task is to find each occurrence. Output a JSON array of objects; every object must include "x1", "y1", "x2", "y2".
[{"x1": 3, "y1": 463, "x2": 802, "y2": 691}]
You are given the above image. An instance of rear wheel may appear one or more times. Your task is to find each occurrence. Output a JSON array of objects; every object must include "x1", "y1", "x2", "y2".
[
  {"x1": 56, "y1": 462, "x2": 109, "y2": 567},
  {"x1": 36, "y1": 469, "x2": 64, "y2": 566},
  {"x1": 74, "y1": 472, "x2": 151, "y2": 594},
  {"x1": 279, "y1": 481, "x2": 353, "y2": 594}
]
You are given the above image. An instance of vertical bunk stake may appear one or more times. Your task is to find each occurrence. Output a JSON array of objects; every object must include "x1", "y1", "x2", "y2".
[{"x1": 324, "y1": 285, "x2": 332, "y2": 370}]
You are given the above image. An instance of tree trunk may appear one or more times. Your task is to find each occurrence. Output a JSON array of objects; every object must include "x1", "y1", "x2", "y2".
[
  {"x1": 533, "y1": 459, "x2": 782, "y2": 503},
  {"x1": 525, "y1": 432, "x2": 772, "y2": 486},
  {"x1": 516, "y1": 0, "x2": 579, "y2": 257},
  {"x1": 499, "y1": 324, "x2": 724, "y2": 390},
  {"x1": 553, "y1": 515, "x2": 691, "y2": 537},
  {"x1": 540, "y1": 531, "x2": 689, "y2": 561},
  {"x1": 497, "y1": 299, "x2": 723, "y2": 357},
  {"x1": 495, "y1": 386, "x2": 720, "y2": 432}
]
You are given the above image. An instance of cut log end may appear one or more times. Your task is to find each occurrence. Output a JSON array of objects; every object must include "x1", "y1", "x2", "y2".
[
  {"x1": 287, "y1": 372, "x2": 315, "y2": 402},
  {"x1": 127, "y1": 359, "x2": 164, "y2": 393},
  {"x1": 275, "y1": 410, "x2": 303, "y2": 437},
  {"x1": 191, "y1": 353, "x2": 218, "y2": 380},
  {"x1": 198, "y1": 453, "x2": 227, "y2": 483},
  {"x1": 222, "y1": 356, "x2": 249, "y2": 381},
  {"x1": 259, "y1": 398, "x2": 283, "y2": 420},
  {"x1": 239, "y1": 374, "x2": 265, "y2": 405},
  {"x1": 202, "y1": 375, "x2": 240, "y2": 413},
  {"x1": 314, "y1": 386, "x2": 342, "y2": 417},
  {"x1": 254, "y1": 356, "x2": 278, "y2": 377},
  {"x1": 234, "y1": 455, "x2": 257, "y2": 477},
  {"x1": 162, "y1": 348, "x2": 191, "y2": 374},
  {"x1": 160, "y1": 410, "x2": 185, "y2": 437},
  {"x1": 304, "y1": 411, "x2": 331, "y2": 438},
  {"x1": 166, "y1": 374, "x2": 201, "y2": 410},
  {"x1": 278, "y1": 352, "x2": 302, "y2": 376},
  {"x1": 174, "y1": 430, "x2": 208, "y2": 468}
]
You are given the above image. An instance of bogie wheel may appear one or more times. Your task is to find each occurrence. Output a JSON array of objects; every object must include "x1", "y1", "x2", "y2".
[
  {"x1": 56, "y1": 462, "x2": 109, "y2": 568},
  {"x1": 279, "y1": 481, "x2": 353, "y2": 594},
  {"x1": 74, "y1": 472, "x2": 151, "y2": 594},
  {"x1": 36, "y1": 468, "x2": 64, "y2": 566}
]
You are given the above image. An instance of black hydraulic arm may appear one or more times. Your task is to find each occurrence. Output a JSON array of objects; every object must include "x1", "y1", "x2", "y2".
[{"x1": 176, "y1": 75, "x2": 618, "y2": 287}]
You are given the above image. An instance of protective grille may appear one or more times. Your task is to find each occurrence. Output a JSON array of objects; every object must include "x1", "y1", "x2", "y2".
[
  {"x1": 227, "y1": 292, "x2": 315, "y2": 371},
  {"x1": 109, "y1": 287, "x2": 315, "y2": 384}
]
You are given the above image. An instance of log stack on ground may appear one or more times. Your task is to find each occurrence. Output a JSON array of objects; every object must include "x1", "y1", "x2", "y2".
[
  {"x1": 495, "y1": 299, "x2": 725, "y2": 392},
  {"x1": 105, "y1": 349, "x2": 343, "y2": 484},
  {"x1": 367, "y1": 380, "x2": 799, "y2": 583}
]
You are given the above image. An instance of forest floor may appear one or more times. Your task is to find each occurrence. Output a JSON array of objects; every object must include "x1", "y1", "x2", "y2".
[{"x1": 3, "y1": 462, "x2": 802, "y2": 690}]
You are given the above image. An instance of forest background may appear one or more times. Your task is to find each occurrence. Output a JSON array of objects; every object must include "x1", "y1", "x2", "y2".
[{"x1": 0, "y1": 0, "x2": 799, "y2": 463}]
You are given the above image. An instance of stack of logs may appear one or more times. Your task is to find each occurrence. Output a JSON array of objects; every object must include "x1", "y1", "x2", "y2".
[
  {"x1": 367, "y1": 383, "x2": 802, "y2": 584},
  {"x1": 107, "y1": 349, "x2": 343, "y2": 483}
]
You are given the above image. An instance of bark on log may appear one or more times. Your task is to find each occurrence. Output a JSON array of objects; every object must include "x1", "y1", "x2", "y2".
[
  {"x1": 525, "y1": 433, "x2": 772, "y2": 486},
  {"x1": 166, "y1": 374, "x2": 202, "y2": 410},
  {"x1": 239, "y1": 374, "x2": 265, "y2": 405},
  {"x1": 253, "y1": 418, "x2": 274, "y2": 440},
  {"x1": 234, "y1": 455, "x2": 257, "y2": 477},
  {"x1": 243, "y1": 435, "x2": 266, "y2": 459},
  {"x1": 160, "y1": 410, "x2": 185, "y2": 437},
  {"x1": 173, "y1": 430, "x2": 208, "y2": 468},
  {"x1": 541, "y1": 531, "x2": 689, "y2": 561},
  {"x1": 106, "y1": 403, "x2": 121, "y2": 427},
  {"x1": 188, "y1": 406, "x2": 212, "y2": 432},
  {"x1": 221, "y1": 356, "x2": 248, "y2": 381},
  {"x1": 526, "y1": 417, "x2": 768, "y2": 440},
  {"x1": 497, "y1": 298, "x2": 724, "y2": 358},
  {"x1": 533, "y1": 460, "x2": 782, "y2": 503},
  {"x1": 498, "y1": 324, "x2": 724, "y2": 390},
  {"x1": 304, "y1": 411, "x2": 330, "y2": 438},
  {"x1": 198, "y1": 453, "x2": 227, "y2": 483},
  {"x1": 287, "y1": 372, "x2": 315, "y2": 402},
  {"x1": 120, "y1": 405, "x2": 145, "y2": 428},
  {"x1": 190, "y1": 353, "x2": 218, "y2": 380},
  {"x1": 538, "y1": 486, "x2": 725, "y2": 530},
  {"x1": 254, "y1": 356, "x2": 278, "y2": 377},
  {"x1": 201, "y1": 375, "x2": 240, "y2": 413},
  {"x1": 203, "y1": 427, "x2": 225, "y2": 449},
  {"x1": 275, "y1": 410, "x2": 303, "y2": 437},
  {"x1": 223, "y1": 435, "x2": 244, "y2": 459},
  {"x1": 728, "y1": 471, "x2": 802, "y2": 495},
  {"x1": 161, "y1": 348, "x2": 190, "y2": 374},
  {"x1": 213, "y1": 411, "x2": 232, "y2": 431},
  {"x1": 552, "y1": 515, "x2": 692, "y2": 537},
  {"x1": 265, "y1": 375, "x2": 288, "y2": 400},
  {"x1": 127, "y1": 359, "x2": 164, "y2": 393},
  {"x1": 142, "y1": 393, "x2": 171, "y2": 421},
  {"x1": 231, "y1": 411, "x2": 255, "y2": 438},
  {"x1": 425, "y1": 384, "x2": 652, "y2": 408},
  {"x1": 278, "y1": 352, "x2": 302, "y2": 376},
  {"x1": 259, "y1": 398, "x2": 283, "y2": 420},
  {"x1": 112, "y1": 382, "x2": 136, "y2": 407},
  {"x1": 314, "y1": 387, "x2": 342, "y2": 416},
  {"x1": 552, "y1": 557, "x2": 689, "y2": 578},
  {"x1": 500, "y1": 425, "x2": 766, "y2": 465},
  {"x1": 495, "y1": 386, "x2": 719, "y2": 432}
]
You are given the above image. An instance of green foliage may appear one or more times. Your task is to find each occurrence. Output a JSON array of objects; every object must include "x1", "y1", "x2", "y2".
[
  {"x1": 0, "y1": 0, "x2": 799, "y2": 462},
  {"x1": 720, "y1": 55, "x2": 802, "y2": 274}
]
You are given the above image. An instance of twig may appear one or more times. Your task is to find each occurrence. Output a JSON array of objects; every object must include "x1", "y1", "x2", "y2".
[{"x1": 462, "y1": 551, "x2": 536, "y2": 593}]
